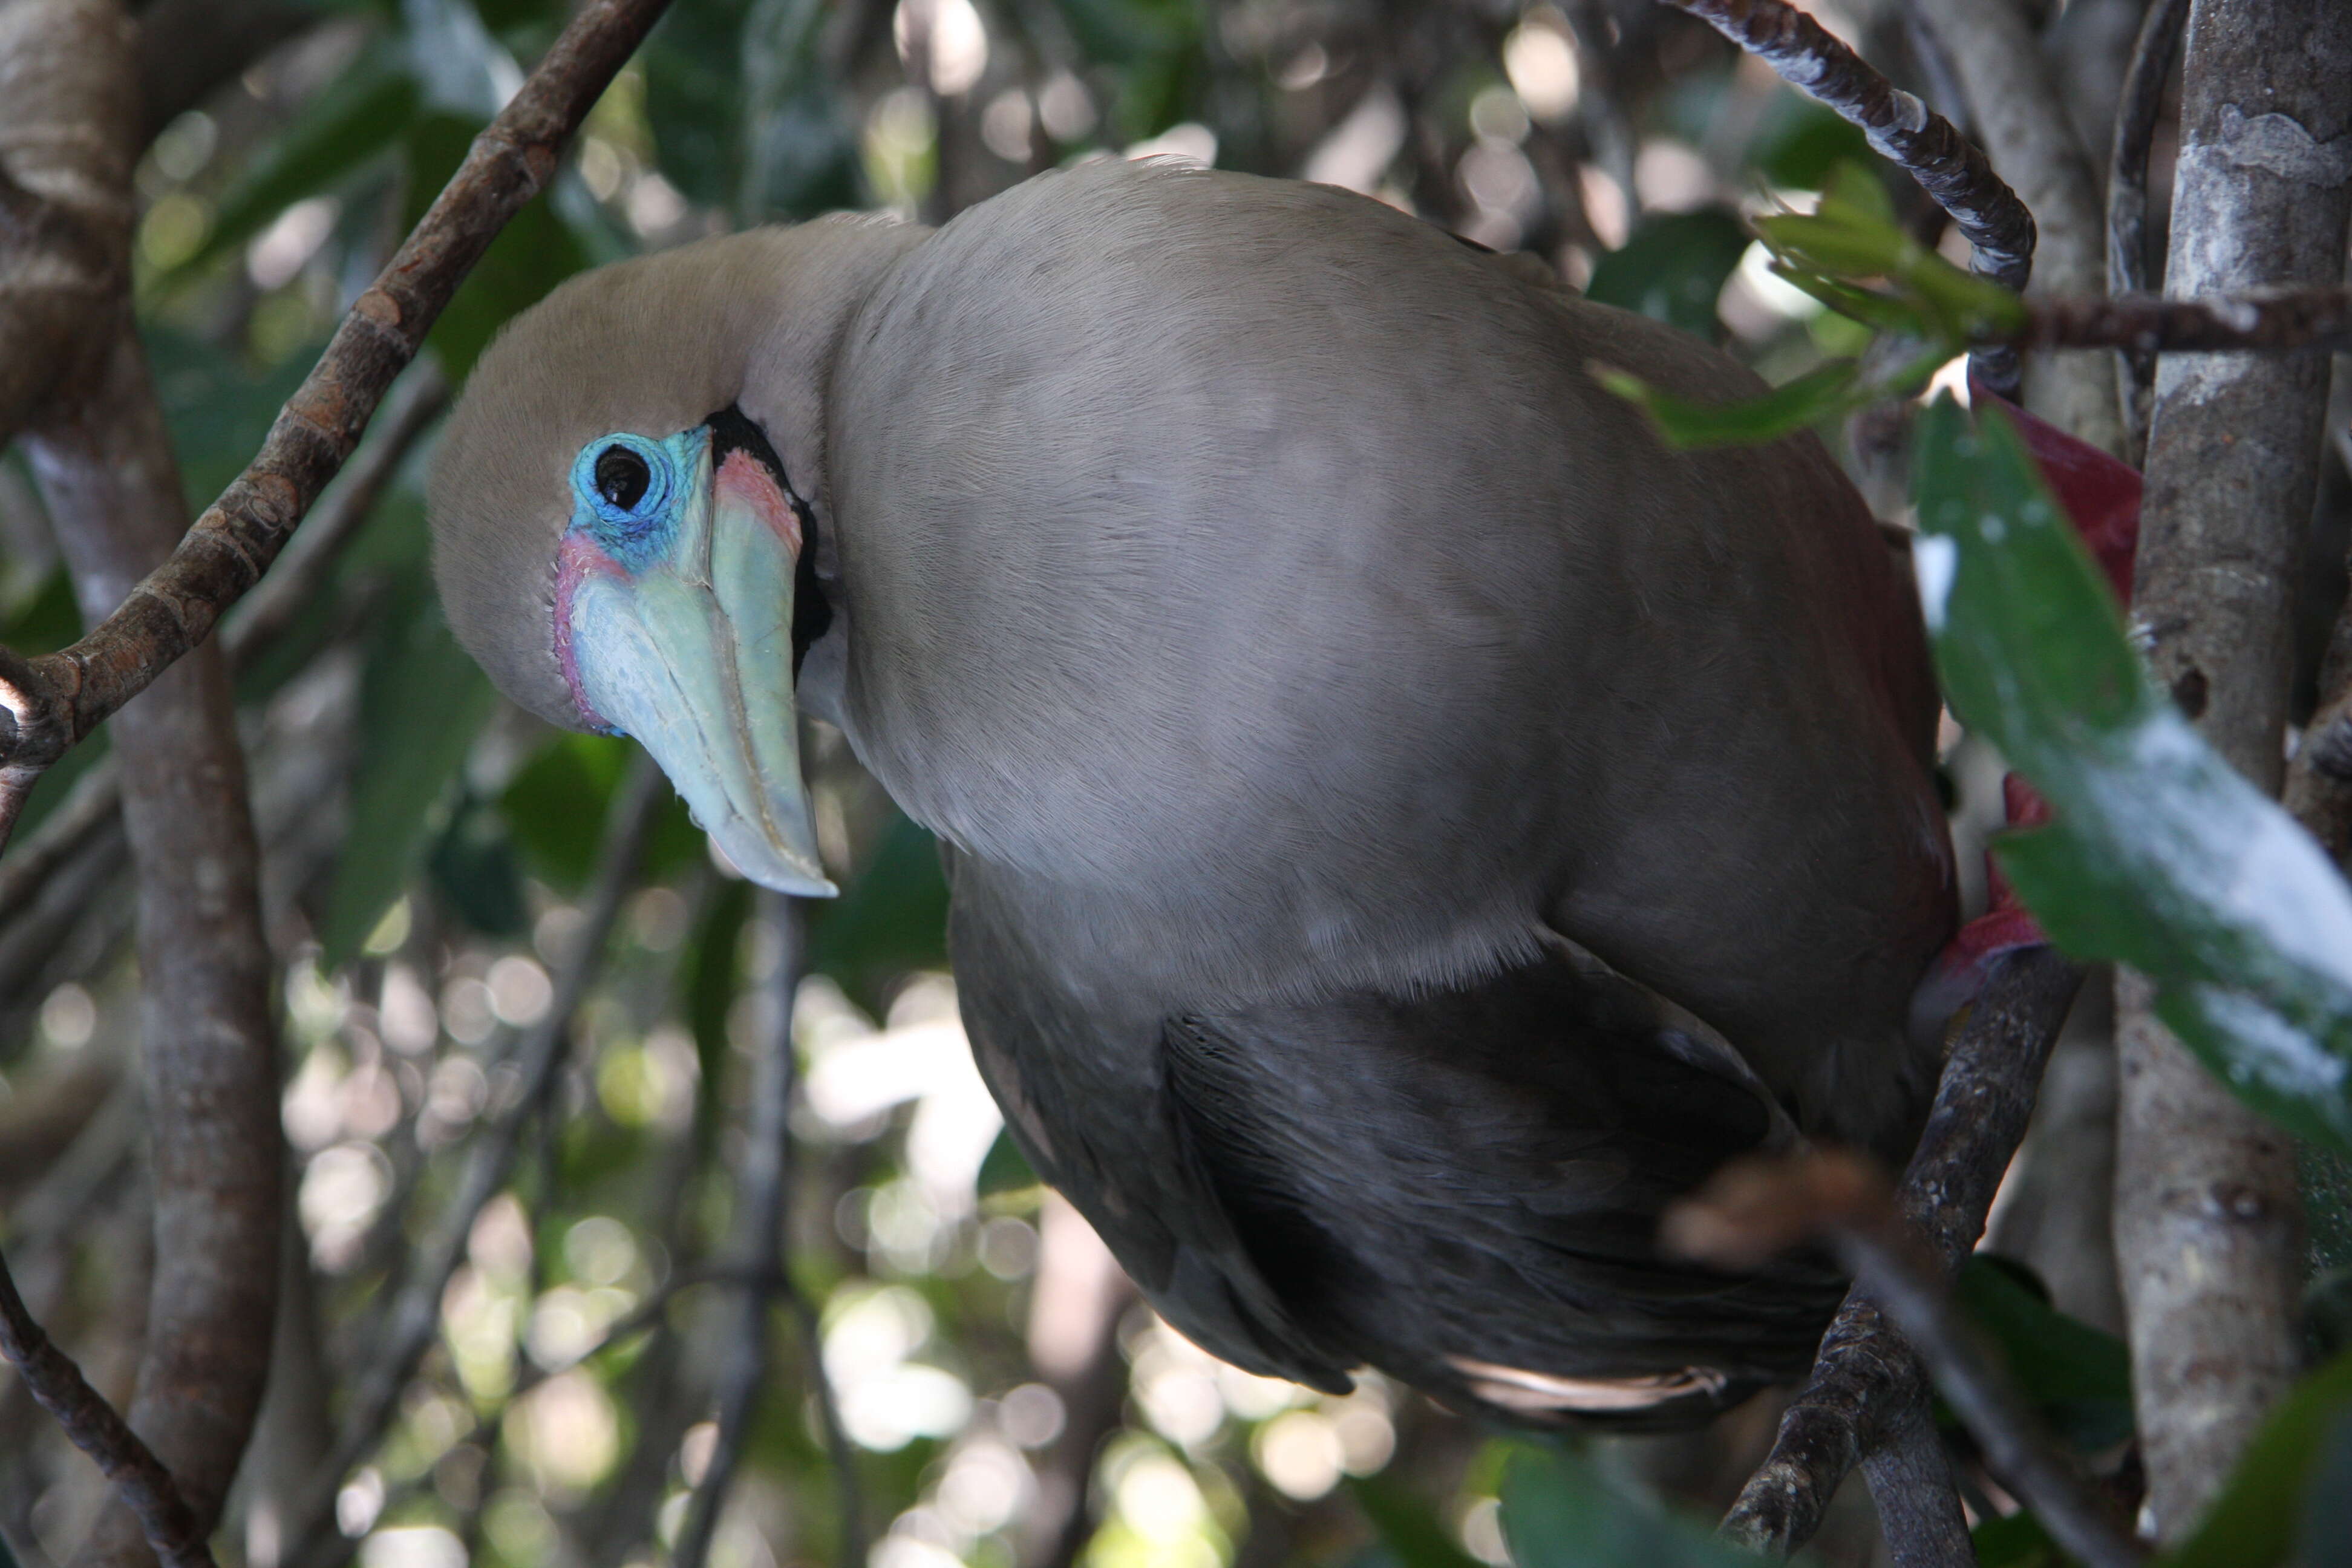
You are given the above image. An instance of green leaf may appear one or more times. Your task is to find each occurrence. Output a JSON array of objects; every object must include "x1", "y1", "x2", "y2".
[
  {"x1": 1956, "y1": 1256, "x2": 2134, "y2": 1451},
  {"x1": 2161, "y1": 1348, "x2": 2352, "y2": 1568},
  {"x1": 1593, "y1": 359, "x2": 1859, "y2": 449},
  {"x1": 1748, "y1": 93, "x2": 1869, "y2": 192},
  {"x1": 806, "y1": 812, "x2": 950, "y2": 1008},
  {"x1": 684, "y1": 875, "x2": 753, "y2": 1158},
  {"x1": 1912, "y1": 396, "x2": 2352, "y2": 1150},
  {"x1": 402, "y1": 113, "x2": 589, "y2": 377},
  {"x1": 976, "y1": 1128, "x2": 1039, "y2": 1200},
  {"x1": 1498, "y1": 1443, "x2": 1775, "y2": 1567},
  {"x1": 426, "y1": 790, "x2": 530, "y2": 938},
  {"x1": 321, "y1": 593, "x2": 497, "y2": 967},
  {"x1": 501, "y1": 732, "x2": 634, "y2": 893},
  {"x1": 643, "y1": 0, "x2": 859, "y2": 221},
  {"x1": 159, "y1": 47, "x2": 419, "y2": 291},
  {"x1": 1971, "y1": 1509, "x2": 2061, "y2": 1568},
  {"x1": 1350, "y1": 1477, "x2": 1483, "y2": 1568},
  {"x1": 1585, "y1": 208, "x2": 1753, "y2": 344},
  {"x1": 0, "y1": 567, "x2": 80, "y2": 655}
]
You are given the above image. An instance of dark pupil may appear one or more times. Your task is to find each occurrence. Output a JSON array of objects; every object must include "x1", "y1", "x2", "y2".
[{"x1": 594, "y1": 446, "x2": 652, "y2": 511}]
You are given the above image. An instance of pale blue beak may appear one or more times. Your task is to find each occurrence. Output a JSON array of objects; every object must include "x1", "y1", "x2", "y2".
[{"x1": 557, "y1": 423, "x2": 835, "y2": 897}]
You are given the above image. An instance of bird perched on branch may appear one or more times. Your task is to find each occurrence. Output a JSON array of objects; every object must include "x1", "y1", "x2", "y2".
[{"x1": 430, "y1": 158, "x2": 1955, "y2": 1428}]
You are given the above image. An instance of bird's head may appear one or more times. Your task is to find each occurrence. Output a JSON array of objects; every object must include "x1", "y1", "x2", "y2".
[{"x1": 428, "y1": 222, "x2": 922, "y2": 897}]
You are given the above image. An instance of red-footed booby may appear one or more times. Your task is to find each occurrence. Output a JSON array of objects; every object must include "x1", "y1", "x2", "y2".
[{"x1": 430, "y1": 158, "x2": 1955, "y2": 1427}]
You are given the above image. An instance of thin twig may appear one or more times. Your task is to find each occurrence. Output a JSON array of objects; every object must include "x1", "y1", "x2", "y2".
[
  {"x1": 1707, "y1": 946, "x2": 2083, "y2": 1558},
  {"x1": 0, "y1": 365, "x2": 449, "y2": 924},
  {"x1": 2004, "y1": 284, "x2": 2352, "y2": 354},
  {"x1": 2106, "y1": 0, "x2": 2190, "y2": 461},
  {"x1": 0, "y1": 1249, "x2": 215, "y2": 1568},
  {"x1": 1669, "y1": 1149, "x2": 2145, "y2": 1568},
  {"x1": 282, "y1": 758, "x2": 666, "y2": 1568},
  {"x1": 1652, "y1": 0, "x2": 2036, "y2": 394},
  {"x1": 675, "y1": 894, "x2": 863, "y2": 1568},
  {"x1": 0, "y1": 0, "x2": 676, "y2": 849}
]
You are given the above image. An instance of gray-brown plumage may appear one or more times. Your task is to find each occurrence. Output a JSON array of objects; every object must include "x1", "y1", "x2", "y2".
[{"x1": 430, "y1": 157, "x2": 1955, "y2": 1427}]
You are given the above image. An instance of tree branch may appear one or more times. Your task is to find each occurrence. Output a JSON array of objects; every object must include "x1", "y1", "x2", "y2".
[
  {"x1": 2115, "y1": 0, "x2": 2351, "y2": 1537},
  {"x1": 2107, "y1": 0, "x2": 2192, "y2": 460},
  {"x1": 0, "y1": 364, "x2": 449, "y2": 927},
  {"x1": 0, "y1": 0, "x2": 139, "y2": 447},
  {"x1": 24, "y1": 325, "x2": 283, "y2": 1568},
  {"x1": 0, "y1": 0, "x2": 677, "y2": 851},
  {"x1": 671, "y1": 896, "x2": 857, "y2": 1568},
  {"x1": 1650, "y1": 0, "x2": 2037, "y2": 395},
  {"x1": 1710, "y1": 946, "x2": 2083, "y2": 1559},
  {"x1": 1907, "y1": 0, "x2": 2123, "y2": 454},
  {"x1": 1670, "y1": 1148, "x2": 2145, "y2": 1568}
]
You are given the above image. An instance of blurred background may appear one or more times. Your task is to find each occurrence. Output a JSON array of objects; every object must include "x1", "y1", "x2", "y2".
[{"x1": 0, "y1": 1, "x2": 2285, "y2": 1566}]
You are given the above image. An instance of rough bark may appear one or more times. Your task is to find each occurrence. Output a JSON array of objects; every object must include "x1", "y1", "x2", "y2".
[
  {"x1": 1717, "y1": 947, "x2": 2083, "y2": 1557},
  {"x1": 1918, "y1": 0, "x2": 2125, "y2": 452},
  {"x1": 0, "y1": 0, "x2": 678, "y2": 846},
  {"x1": 24, "y1": 327, "x2": 283, "y2": 1568},
  {"x1": 0, "y1": 0, "x2": 137, "y2": 447},
  {"x1": 1655, "y1": 0, "x2": 2038, "y2": 393},
  {"x1": 2115, "y1": 0, "x2": 2352, "y2": 1539}
]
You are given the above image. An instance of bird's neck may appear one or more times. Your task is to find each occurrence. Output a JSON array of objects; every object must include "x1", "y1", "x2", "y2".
[{"x1": 730, "y1": 217, "x2": 933, "y2": 550}]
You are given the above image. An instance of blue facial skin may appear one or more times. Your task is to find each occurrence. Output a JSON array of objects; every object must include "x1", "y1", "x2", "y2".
[{"x1": 566, "y1": 426, "x2": 710, "y2": 575}]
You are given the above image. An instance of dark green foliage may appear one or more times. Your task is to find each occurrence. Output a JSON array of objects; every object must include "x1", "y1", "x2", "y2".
[
  {"x1": 1585, "y1": 207, "x2": 1752, "y2": 343},
  {"x1": 1495, "y1": 1443, "x2": 1782, "y2": 1568},
  {"x1": 1956, "y1": 1256, "x2": 2134, "y2": 1451},
  {"x1": 322, "y1": 591, "x2": 497, "y2": 965},
  {"x1": 1913, "y1": 397, "x2": 2352, "y2": 1152}
]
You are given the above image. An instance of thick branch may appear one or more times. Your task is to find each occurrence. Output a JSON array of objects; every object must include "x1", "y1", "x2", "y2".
[
  {"x1": 1712, "y1": 946, "x2": 2083, "y2": 1558},
  {"x1": 0, "y1": 0, "x2": 676, "y2": 846},
  {"x1": 2116, "y1": 0, "x2": 2350, "y2": 1537},
  {"x1": 0, "y1": 365, "x2": 448, "y2": 926},
  {"x1": 1671, "y1": 1150, "x2": 2144, "y2": 1568},
  {"x1": 1651, "y1": 0, "x2": 2036, "y2": 394},
  {"x1": 1911, "y1": 0, "x2": 2123, "y2": 454},
  {"x1": 0, "y1": 0, "x2": 138, "y2": 446},
  {"x1": 25, "y1": 324, "x2": 283, "y2": 1568}
]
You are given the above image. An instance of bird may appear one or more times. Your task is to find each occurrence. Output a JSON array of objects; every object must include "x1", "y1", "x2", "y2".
[{"x1": 429, "y1": 157, "x2": 1957, "y2": 1429}]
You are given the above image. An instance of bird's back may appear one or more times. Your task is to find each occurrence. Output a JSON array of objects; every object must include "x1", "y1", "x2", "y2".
[{"x1": 827, "y1": 158, "x2": 1953, "y2": 1148}]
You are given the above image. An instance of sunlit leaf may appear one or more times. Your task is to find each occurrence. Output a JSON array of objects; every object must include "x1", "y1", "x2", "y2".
[
  {"x1": 1913, "y1": 396, "x2": 2352, "y2": 1150},
  {"x1": 1592, "y1": 359, "x2": 1858, "y2": 449},
  {"x1": 2161, "y1": 1348, "x2": 2352, "y2": 1568},
  {"x1": 1586, "y1": 208, "x2": 1751, "y2": 343}
]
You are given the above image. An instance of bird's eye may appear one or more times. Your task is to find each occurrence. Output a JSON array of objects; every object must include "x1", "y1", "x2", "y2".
[{"x1": 594, "y1": 445, "x2": 653, "y2": 512}]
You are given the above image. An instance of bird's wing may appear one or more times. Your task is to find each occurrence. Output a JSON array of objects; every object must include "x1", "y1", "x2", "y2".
[
  {"x1": 1160, "y1": 938, "x2": 1849, "y2": 1428},
  {"x1": 944, "y1": 848, "x2": 1357, "y2": 1392},
  {"x1": 951, "y1": 851, "x2": 1841, "y2": 1426}
]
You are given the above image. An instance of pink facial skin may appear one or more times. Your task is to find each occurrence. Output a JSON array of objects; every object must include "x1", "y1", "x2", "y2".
[
  {"x1": 554, "y1": 531, "x2": 627, "y2": 733},
  {"x1": 714, "y1": 448, "x2": 802, "y2": 555}
]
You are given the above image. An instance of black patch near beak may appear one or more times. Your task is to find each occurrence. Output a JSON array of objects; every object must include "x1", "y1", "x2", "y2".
[{"x1": 704, "y1": 403, "x2": 833, "y2": 677}]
